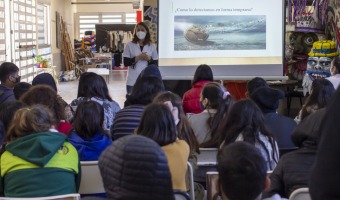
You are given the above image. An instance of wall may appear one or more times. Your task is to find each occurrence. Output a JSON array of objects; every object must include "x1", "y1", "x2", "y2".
[{"x1": 51, "y1": 0, "x2": 73, "y2": 72}]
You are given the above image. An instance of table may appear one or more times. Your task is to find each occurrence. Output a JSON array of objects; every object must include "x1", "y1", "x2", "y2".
[{"x1": 87, "y1": 68, "x2": 110, "y2": 83}]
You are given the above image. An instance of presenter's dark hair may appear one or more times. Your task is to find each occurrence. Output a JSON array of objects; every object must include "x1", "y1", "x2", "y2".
[
  {"x1": 126, "y1": 76, "x2": 165, "y2": 105},
  {"x1": 72, "y1": 101, "x2": 105, "y2": 140},
  {"x1": 192, "y1": 64, "x2": 213, "y2": 86},
  {"x1": 132, "y1": 22, "x2": 152, "y2": 45},
  {"x1": 218, "y1": 142, "x2": 267, "y2": 200},
  {"x1": 136, "y1": 103, "x2": 177, "y2": 146},
  {"x1": 77, "y1": 72, "x2": 113, "y2": 101}
]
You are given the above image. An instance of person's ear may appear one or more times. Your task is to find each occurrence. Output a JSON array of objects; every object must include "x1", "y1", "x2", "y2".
[
  {"x1": 245, "y1": 91, "x2": 249, "y2": 98},
  {"x1": 202, "y1": 97, "x2": 208, "y2": 107}
]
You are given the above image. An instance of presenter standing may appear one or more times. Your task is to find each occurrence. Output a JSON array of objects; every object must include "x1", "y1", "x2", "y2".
[{"x1": 123, "y1": 22, "x2": 158, "y2": 93}]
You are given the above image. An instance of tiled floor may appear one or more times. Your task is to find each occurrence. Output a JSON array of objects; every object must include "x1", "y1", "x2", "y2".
[{"x1": 58, "y1": 70, "x2": 128, "y2": 108}]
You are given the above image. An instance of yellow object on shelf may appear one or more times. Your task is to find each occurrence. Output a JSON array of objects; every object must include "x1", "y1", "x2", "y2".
[{"x1": 308, "y1": 40, "x2": 339, "y2": 57}]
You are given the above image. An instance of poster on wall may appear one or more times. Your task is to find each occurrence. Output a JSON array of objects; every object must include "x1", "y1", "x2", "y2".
[{"x1": 143, "y1": 4, "x2": 158, "y2": 46}]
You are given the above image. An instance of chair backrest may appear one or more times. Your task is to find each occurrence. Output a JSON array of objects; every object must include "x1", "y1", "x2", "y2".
[
  {"x1": 289, "y1": 188, "x2": 311, "y2": 200},
  {"x1": 174, "y1": 190, "x2": 191, "y2": 200},
  {"x1": 206, "y1": 171, "x2": 273, "y2": 200},
  {"x1": 0, "y1": 193, "x2": 80, "y2": 200},
  {"x1": 186, "y1": 161, "x2": 195, "y2": 200},
  {"x1": 79, "y1": 161, "x2": 105, "y2": 194},
  {"x1": 197, "y1": 148, "x2": 218, "y2": 166}
]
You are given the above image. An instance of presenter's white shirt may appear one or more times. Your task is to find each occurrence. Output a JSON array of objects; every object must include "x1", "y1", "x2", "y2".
[
  {"x1": 123, "y1": 41, "x2": 158, "y2": 86},
  {"x1": 326, "y1": 74, "x2": 340, "y2": 90}
]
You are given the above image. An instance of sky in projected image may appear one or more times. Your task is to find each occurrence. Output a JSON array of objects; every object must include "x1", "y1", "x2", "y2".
[{"x1": 174, "y1": 15, "x2": 266, "y2": 51}]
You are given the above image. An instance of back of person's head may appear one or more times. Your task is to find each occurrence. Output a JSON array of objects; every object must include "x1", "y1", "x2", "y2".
[
  {"x1": 6, "y1": 105, "x2": 55, "y2": 142},
  {"x1": 220, "y1": 99, "x2": 271, "y2": 145},
  {"x1": 73, "y1": 101, "x2": 105, "y2": 140},
  {"x1": 13, "y1": 82, "x2": 32, "y2": 100},
  {"x1": 332, "y1": 56, "x2": 340, "y2": 74},
  {"x1": 200, "y1": 82, "x2": 233, "y2": 148},
  {"x1": 250, "y1": 86, "x2": 285, "y2": 113},
  {"x1": 136, "y1": 103, "x2": 177, "y2": 146},
  {"x1": 99, "y1": 135, "x2": 174, "y2": 200},
  {"x1": 20, "y1": 85, "x2": 64, "y2": 123},
  {"x1": 247, "y1": 77, "x2": 268, "y2": 96},
  {"x1": 0, "y1": 62, "x2": 19, "y2": 83},
  {"x1": 126, "y1": 76, "x2": 165, "y2": 105},
  {"x1": 32, "y1": 73, "x2": 57, "y2": 92},
  {"x1": 301, "y1": 78, "x2": 335, "y2": 120},
  {"x1": 0, "y1": 100, "x2": 27, "y2": 131},
  {"x1": 138, "y1": 64, "x2": 163, "y2": 82},
  {"x1": 77, "y1": 72, "x2": 112, "y2": 101},
  {"x1": 192, "y1": 64, "x2": 213, "y2": 85},
  {"x1": 217, "y1": 142, "x2": 268, "y2": 200},
  {"x1": 153, "y1": 91, "x2": 199, "y2": 153}
]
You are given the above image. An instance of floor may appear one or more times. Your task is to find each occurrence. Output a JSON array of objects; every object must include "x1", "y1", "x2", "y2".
[{"x1": 58, "y1": 70, "x2": 128, "y2": 108}]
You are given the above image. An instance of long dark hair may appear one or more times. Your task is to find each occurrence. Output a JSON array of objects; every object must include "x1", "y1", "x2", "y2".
[
  {"x1": 136, "y1": 103, "x2": 177, "y2": 146},
  {"x1": 77, "y1": 72, "x2": 113, "y2": 101},
  {"x1": 300, "y1": 78, "x2": 335, "y2": 120},
  {"x1": 192, "y1": 64, "x2": 213, "y2": 86},
  {"x1": 126, "y1": 76, "x2": 165, "y2": 105},
  {"x1": 153, "y1": 91, "x2": 199, "y2": 153},
  {"x1": 216, "y1": 99, "x2": 278, "y2": 165},
  {"x1": 72, "y1": 101, "x2": 105, "y2": 140},
  {"x1": 200, "y1": 82, "x2": 233, "y2": 147},
  {"x1": 132, "y1": 22, "x2": 152, "y2": 45}
]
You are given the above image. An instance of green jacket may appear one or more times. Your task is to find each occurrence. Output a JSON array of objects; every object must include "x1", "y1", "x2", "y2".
[{"x1": 0, "y1": 132, "x2": 81, "y2": 197}]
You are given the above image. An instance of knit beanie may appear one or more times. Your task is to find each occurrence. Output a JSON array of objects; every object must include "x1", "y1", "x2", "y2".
[
  {"x1": 98, "y1": 135, "x2": 174, "y2": 200},
  {"x1": 250, "y1": 86, "x2": 284, "y2": 113},
  {"x1": 32, "y1": 73, "x2": 57, "y2": 92}
]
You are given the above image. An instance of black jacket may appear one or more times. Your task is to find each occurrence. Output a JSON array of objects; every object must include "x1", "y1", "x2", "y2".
[{"x1": 263, "y1": 108, "x2": 325, "y2": 198}]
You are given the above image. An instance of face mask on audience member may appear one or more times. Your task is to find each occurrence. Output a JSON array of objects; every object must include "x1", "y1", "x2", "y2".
[
  {"x1": 164, "y1": 101, "x2": 179, "y2": 125},
  {"x1": 137, "y1": 31, "x2": 146, "y2": 40}
]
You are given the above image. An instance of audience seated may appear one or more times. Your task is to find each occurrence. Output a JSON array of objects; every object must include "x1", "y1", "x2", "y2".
[
  {"x1": 136, "y1": 103, "x2": 189, "y2": 192},
  {"x1": 217, "y1": 99, "x2": 279, "y2": 171},
  {"x1": 188, "y1": 82, "x2": 233, "y2": 146},
  {"x1": 250, "y1": 86, "x2": 297, "y2": 149},
  {"x1": 182, "y1": 64, "x2": 213, "y2": 114},
  {"x1": 0, "y1": 105, "x2": 80, "y2": 197},
  {"x1": 96, "y1": 135, "x2": 174, "y2": 200},
  {"x1": 0, "y1": 62, "x2": 20, "y2": 104},
  {"x1": 68, "y1": 101, "x2": 111, "y2": 161},
  {"x1": 111, "y1": 76, "x2": 164, "y2": 140},
  {"x1": 246, "y1": 77, "x2": 268, "y2": 97},
  {"x1": 310, "y1": 87, "x2": 340, "y2": 200},
  {"x1": 217, "y1": 142, "x2": 271, "y2": 200},
  {"x1": 263, "y1": 108, "x2": 325, "y2": 199},
  {"x1": 13, "y1": 82, "x2": 31, "y2": 100},
  {"x1": 326, "y1": 55, "x2": 340, "y2": 90},
  {"x1": 20, "y1": 85, "x2": 72, "y2": 134},
  {"x1": 296, "y1": 78, "x2": 335, "y2": 122},
  {"x1": 153, "y1": 91, "x2": 204, "y2": 199},
  {"x1": 69, "y1": 72, "x2": 121, "y2": 132},
  {"x1": 0, "y1": 101, "x2": 26, "y2": 145}
]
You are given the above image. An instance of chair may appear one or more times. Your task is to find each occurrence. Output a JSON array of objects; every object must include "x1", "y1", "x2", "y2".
[
  {"x1": 197, "y1": 148, "x2": 218, "y2": 166},
  {"x1": 186, "y1": 161, "x2": 195, "y2": 200},
  {"x1": 286, "y1": 88, "x2": 304, "y2": 116},
  {"x1": 78, "y1": 161, "x2": 105, "y2": 194},
  {"x1": 289, "y1": 188, "x2": 311, "y2": 200},
  {"x1": 174, "y1": 190, "x2": 191, "y2": 200},
  {"x1": 0, "y1": 193, "x2": 80, "y2": 200}
]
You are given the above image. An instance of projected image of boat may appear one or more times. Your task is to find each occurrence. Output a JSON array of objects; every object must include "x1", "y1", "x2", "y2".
[
  {"x1": 184, "y1": 26, "x2": 209, "y2": 44},
  {"x1": 174, "y1": 15, "x2": 266, "y2": 50}
]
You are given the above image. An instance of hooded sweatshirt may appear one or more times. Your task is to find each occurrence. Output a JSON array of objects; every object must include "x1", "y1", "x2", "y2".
[
  {"x1": 68, "y1": 131, "x2": 112, "y2": 161},
  {"x1": 0, "y1": 132, "x2": 80, "y2": 197},
  {"x1": 0, "y1": 85, "x2": 15, "y2": 104}
]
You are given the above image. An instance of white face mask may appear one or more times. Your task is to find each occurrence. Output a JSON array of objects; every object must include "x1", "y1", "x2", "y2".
[
  {"x1": 136, "y1": 31, "x2": 146, "y2": 40},
  {"x1": 175, "y1": 118, "x2": 180, "y2": 125}
]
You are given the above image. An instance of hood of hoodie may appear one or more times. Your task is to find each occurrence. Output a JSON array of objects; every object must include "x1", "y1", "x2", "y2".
[
  {"x1": 68, "y1": 131, "x2": 111, "y2": 161},
  {"x1": 5, "y1": 132, "x2": 67, "y2": 167}
]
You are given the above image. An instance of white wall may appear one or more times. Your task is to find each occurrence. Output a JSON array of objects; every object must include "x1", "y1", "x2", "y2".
[{"x1": 51, "y1": 0, "x2": 73, "y2": 72}]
